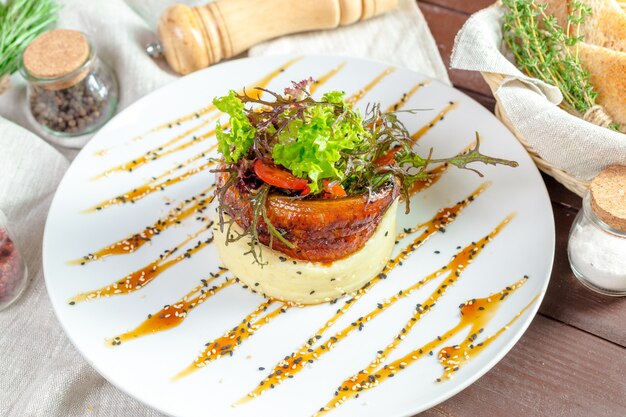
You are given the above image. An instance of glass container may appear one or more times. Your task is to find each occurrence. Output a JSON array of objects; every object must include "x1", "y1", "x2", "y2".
[
  {"x1": 0, "y1": 211, "x2": 28, "y2": 311},
  {"x1": 20, "y1": 29, "x2": 118, "y2": 138},
  {"x1": 568, "y1": 192, "x2": 626, "y2": 296}
]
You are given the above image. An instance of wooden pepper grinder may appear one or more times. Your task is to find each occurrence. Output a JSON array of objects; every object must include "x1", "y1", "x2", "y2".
[{"x1": 146, "y1": 0, "x2": 399, "y2": 74}]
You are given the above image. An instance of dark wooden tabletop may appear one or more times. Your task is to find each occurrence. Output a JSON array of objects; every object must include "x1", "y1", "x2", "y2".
[{"x1": 415, "y1": 1, "x2": 626, "y2": 416}]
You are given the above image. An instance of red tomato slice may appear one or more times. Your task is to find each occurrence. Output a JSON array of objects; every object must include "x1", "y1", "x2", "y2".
[
  {"x1": 323, "y1": 181, "x2": 347, "y2": 198},
  {"x1": 253, "y1": 160, "x2": 310, "y2": 194},
  {"x1": 373, "y1": 148, "x2": 399, "y2": 166}
]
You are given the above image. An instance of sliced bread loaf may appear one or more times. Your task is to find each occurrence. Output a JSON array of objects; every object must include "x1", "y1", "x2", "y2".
[
  {"x1": 577, "y1": 42, "x2": 626, "y2": 128},
  {"x1": 540, "y1": 0, "x2": 626, "y2": 51}
]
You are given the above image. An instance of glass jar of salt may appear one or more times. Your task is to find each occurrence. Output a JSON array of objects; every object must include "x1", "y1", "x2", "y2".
[
  {"x1": 20, "y1": 29, "x2": 118, "y2": 139},
  {"x1": 0, "y1": 211, "x2": 28, "y2": 311},
  {"x1": 568, "y1": 166, "x2": 626, "y2": 296}
]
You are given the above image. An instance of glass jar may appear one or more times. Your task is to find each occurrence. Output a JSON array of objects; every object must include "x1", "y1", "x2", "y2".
[
  {"x1": 20, "y1": 29, "x2": 118, "y2": 138},
  {"x1": 0, "y1": 211, "x2": 28, "y2": 311},
  {"x1": 568, "y1": 192, "x2": 626, "y2": 296}
]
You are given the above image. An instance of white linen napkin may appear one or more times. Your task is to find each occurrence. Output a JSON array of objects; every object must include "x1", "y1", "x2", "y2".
[
  {"x1": 451, "y1": 4, "x2": 626, "y2": 183},
  {"x1": 0, "y1": 1, "x2": 448, "y2": 416}
]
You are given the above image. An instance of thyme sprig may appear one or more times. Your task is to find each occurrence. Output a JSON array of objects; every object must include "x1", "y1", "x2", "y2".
[{"x1": 501, "y1": 0, "x2": 598, "y2": 116}]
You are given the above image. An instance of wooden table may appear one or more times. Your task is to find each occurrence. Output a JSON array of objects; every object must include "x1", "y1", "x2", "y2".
[{"x1": 415, "y1": 1, "x2": 626, "y2": 416}]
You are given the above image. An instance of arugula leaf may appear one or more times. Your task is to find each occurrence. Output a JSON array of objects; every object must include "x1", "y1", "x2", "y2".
[{"x1": 213, "y1": 90, "x2": 256, "y2": 163}]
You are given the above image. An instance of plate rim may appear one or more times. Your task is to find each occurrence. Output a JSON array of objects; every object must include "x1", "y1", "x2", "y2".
[{"x1": 42, "y1": 53, "x2": 556, "y2": 417}]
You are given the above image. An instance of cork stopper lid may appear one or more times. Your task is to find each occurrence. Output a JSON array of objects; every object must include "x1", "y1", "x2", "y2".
[
  {"x1": 23, "y1": 29, "x2": 89, "y2": 82},
  {"x1": 590, "y1": 165, "x2": 626, "y2": 232}
]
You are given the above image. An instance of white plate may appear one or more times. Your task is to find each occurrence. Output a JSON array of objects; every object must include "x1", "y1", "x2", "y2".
[{"x1": 43, "y1": 54, "x2": 554, "y2": 417}]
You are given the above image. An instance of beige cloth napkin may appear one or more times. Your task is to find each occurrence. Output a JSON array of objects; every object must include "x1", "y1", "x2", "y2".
[
  {"x1": 0, "y1": 1, "x2": 447, "y2": 416},
  {"x1": 451, "y1": 4, "x2": 626, "y2": 183}
]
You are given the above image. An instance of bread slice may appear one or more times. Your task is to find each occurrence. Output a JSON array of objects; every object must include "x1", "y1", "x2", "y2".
[
  {"x1": 539, "y1": 0, "x2": 571, "y2": 24},
  {"x1": 539, "y1": 0, "x2": 626, "y2": 51},
  {"x1": 577, "y1": 42, "x2": 626, "y2": 127}
]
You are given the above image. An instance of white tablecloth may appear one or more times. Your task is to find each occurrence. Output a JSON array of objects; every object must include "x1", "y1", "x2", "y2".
[{"x1": 0, "y1": 1, "x2": 448, "y2": 415}]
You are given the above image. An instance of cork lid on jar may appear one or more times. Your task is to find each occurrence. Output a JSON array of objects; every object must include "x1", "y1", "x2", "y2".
[
  {"x1": 23, "y1": 29, "x2": 90, "y2": 87},
  {"x1": 590, "y1": 165, "x2": 626, "y2": 233}
]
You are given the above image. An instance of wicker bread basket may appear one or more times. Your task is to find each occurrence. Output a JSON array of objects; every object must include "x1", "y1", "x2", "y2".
[{"x1": 481, "y1": 71, "x2": 589, "y2": 197}]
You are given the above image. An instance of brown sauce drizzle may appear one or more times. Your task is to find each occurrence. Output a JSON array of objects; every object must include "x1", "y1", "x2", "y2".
[
  {"x1": 71, "y1": 187, "x2": 215, "y2": 265},
  {"x1": 310, "y1": 63, "x2": 346, "y2": 95},
  {"x1": 314, "y1": 278, "x2": 535, "y2": 417},
  {"x1": 86, "y1": 155, "x2": 219, "y2": 212},
  {"x1": 385, "y1": 81, "x2": 430, "y2": 113},
  {"x1": 93, "y1": 108, "x2": 218, "y2": 160},
  {"x1": 410, "y1": 101, "x2": 459, "y2": 144},
  {"x1": 68, "y1": 223, "x2": 214, "y2": 304},
  {"x1": 436, "y1": 292, "x2": 540, "y2": 380},
  {"x1": 239, "y1": 206, "x2": 510, "y2": 403},
  {"x1": 108, "y1": 268, "x2": 232, "y2": 346},
  {"x1": 173, "y1": 300, "x2": 292, "y2": 380},
  {"x1": 346, "y1": 67, "x2": 396, "y2": 106},
  {"x1": 93, "y1": 119, "x2": 220, "y2": 179}
]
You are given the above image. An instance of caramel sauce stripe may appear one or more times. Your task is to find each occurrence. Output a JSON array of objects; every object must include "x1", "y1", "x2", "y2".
[
  {"x1": 406, "y1": 164, "x2": 449, "y2": 198},
  {"x1": 411, "y1": 101, "x2": 459, "y2": 145},
  {"x1": 71, "y1": 186, "x2": 216, "y2": 265},
  {"x1": 309, "y1": 63, "x2": 347, "y2": 95},
  {"x1": 384, "y1": 80, "x2": 431, "y2": 113},
  {"x1": 173, "y1": 300, "x2": 292, "y2": 380},
  {"x1": 108, "y1": 269, "x2": 232, "y2": 346},
  {"x1": 86, "y1": 157, "x2": 218, "y2": 212},
  {"x1": 346, "y1": 67, "x2": 396, "y2": 107},
  {"x1": 93, "y1": 118, "x2": 220, "y2": 179},
  {"x1": 314, "y1": 278, "x2": 536, "y2": 417},
  {"x1": 68, "y1": 222, "x2": 214, "y2": 304}
]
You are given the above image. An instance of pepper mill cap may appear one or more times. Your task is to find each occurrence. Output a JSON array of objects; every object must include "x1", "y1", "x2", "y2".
[
  {"x1": 590, "y1": 165, "x2": 626, "y2": 233},
  {"x1": 23, "y1": 29, "x2": 89, "y2": 81}
]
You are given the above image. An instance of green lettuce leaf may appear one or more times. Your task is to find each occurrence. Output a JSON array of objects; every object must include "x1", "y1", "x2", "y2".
[
  {"x1": 272, "y1": 92, "x2": 369, "y2": 193},
  {"x1": 213, "y1": 90, "x2": 256, "y2": 163}
]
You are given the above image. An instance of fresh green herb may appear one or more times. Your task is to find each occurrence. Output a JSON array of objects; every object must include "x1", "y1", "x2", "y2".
[
  {"x1": 212, "y1": 80, "x2": 518, "y2": 264},
  {"x1": 501, "y1": 0, "x2": 598, "y2": 116},
  {"x1": 272, "y1": 91, "x2": 369, "y2": 193},
  {"x1": 0, "y1": 0, "x2": 61, "y2": 80},
  {"x1": 214, "y1": 90, "x2": 257, "y2": 163}
]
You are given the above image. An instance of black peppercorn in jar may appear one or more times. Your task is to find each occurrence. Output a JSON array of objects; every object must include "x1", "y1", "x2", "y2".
[{"x1": 20, "y1": 29, "x2": 118, "y2": 139}]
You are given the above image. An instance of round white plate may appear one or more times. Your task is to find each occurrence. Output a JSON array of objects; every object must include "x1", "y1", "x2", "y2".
[{"x1": 43, "y1": 54, "x2": 554, "y2": 417}]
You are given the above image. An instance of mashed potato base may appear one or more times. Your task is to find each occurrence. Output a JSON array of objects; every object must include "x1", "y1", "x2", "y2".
[{"x1": 214, "y1": 199, "x2": 398, "y2": 305}]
